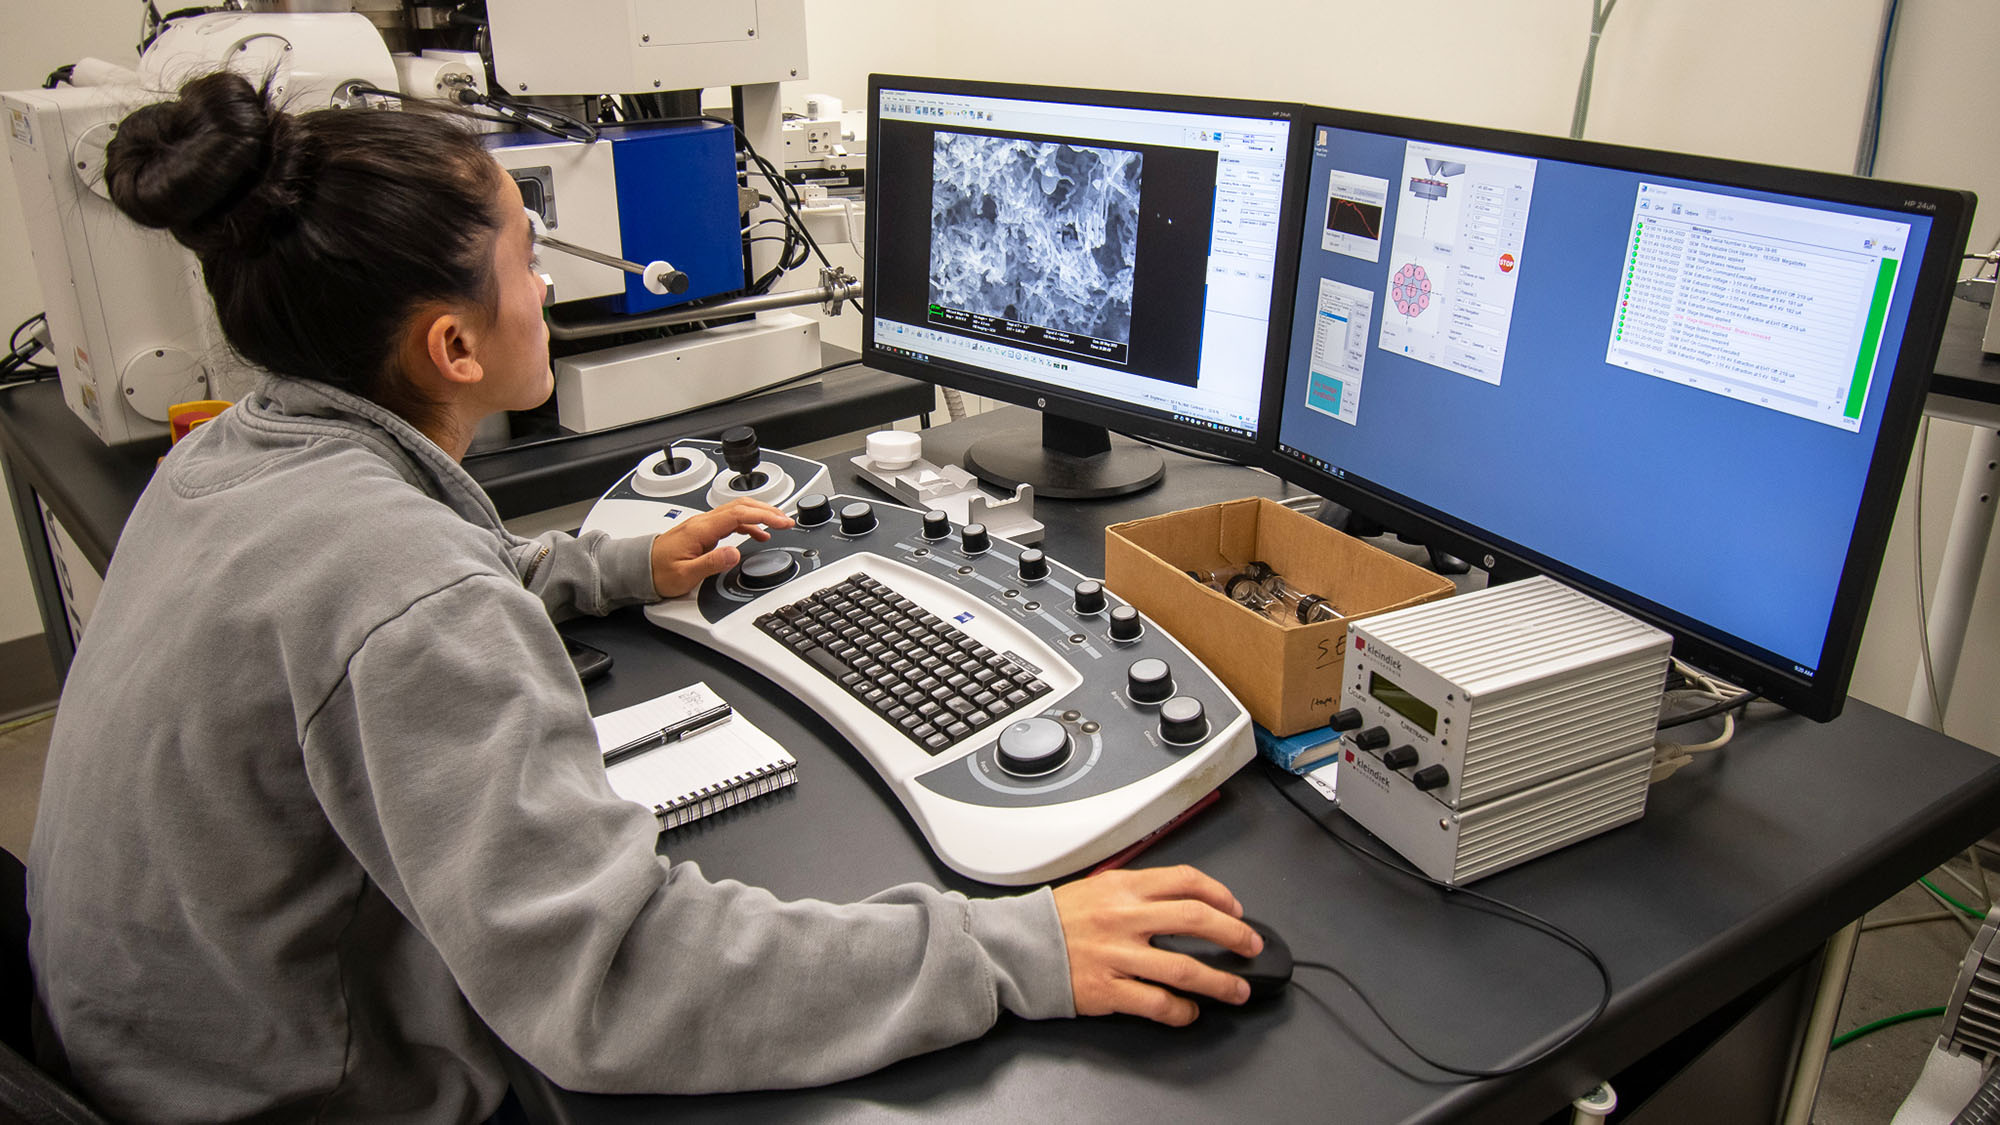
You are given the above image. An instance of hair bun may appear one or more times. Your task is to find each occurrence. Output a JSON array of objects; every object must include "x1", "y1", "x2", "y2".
[{"x1": 105, "y1": 71, "x2": 308, "y2": 257}]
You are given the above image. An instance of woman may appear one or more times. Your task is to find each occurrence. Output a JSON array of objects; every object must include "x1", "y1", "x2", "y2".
[{"x1": 25, "y1": 72, "x2": 1262, "y2": 1121}]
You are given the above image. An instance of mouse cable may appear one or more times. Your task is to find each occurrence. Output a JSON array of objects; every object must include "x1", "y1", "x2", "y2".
[{"x1": 1267, "y1": 766, "x2": 1613, "y2": 1080}]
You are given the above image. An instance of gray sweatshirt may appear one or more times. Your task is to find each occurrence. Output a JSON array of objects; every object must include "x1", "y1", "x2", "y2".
[{"x1": 27, "y1": 376, "x2": 1072, "y2": 1123}]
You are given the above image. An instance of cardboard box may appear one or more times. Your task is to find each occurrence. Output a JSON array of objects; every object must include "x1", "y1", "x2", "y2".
[{"x1": 1106, "y1": 498, "x2": 1455, "y2": 737}]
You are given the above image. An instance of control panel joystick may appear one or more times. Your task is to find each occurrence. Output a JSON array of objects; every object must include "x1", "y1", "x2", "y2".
[{"x1": 721, "y1": 425, "x2": 766, "y2": 490}]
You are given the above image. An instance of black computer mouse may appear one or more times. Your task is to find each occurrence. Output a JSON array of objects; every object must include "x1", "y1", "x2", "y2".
[{"x1": 1151, "y1": 917, "x2": 1294, "y2": 1003}]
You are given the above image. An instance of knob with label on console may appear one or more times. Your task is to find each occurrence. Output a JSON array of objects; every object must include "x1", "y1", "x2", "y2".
[
  {"x1": 838, "y1": 502, "x2": 877, "y2": 536},
  {"x1": 995, "y1": 717, "x2": 1072, "y2": 777},
  {"x1": 1108, "y1": 604, "x2": 1142, "y2": 642},
  {"x1": 1158, "y1": 696, "x2": 1209, "y2": 745},
  {"x1": 795, "y1": 494, "x2": 830, "y2": 526},
  {"x1": 737, "y1": 550, "x2": 798, "y2": 591},
  {"x1": 1381, "y1": 745, "x2": 1418, "y2": 770},
  {"x1": 1328, "y1": 708, "x2": 1364, "y2": 733},
  {"x1": 1127, "y1": 658, "x2": 1173, "y2": 704},
  {"x1": 960, "y1": 523, "x2": 990, "y2": 554},
  {"x1": 922, "y1": 510, "x2": 950, "y2": 540},
  {"x1": 1411, "y1": 764, "x2": 1450, "y2": 791},
  {"x1": 1018, "y1": 548, "x2": 1048, "y2": 582},
  {"x1": 1074, "y1": 580, "x2": 1106, "y2": 615},
  {"x1": 1352, "y1": 726, "x2": 1390, "y2": 752}
]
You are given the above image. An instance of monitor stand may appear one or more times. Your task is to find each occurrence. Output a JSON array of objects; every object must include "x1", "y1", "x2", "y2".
[
  {"x1": 1315, "y1": 499, "x2": 1473, "y2": 576},
  {"x1": 961, "y1": 414, "x2": 1164, "y2": 501}
]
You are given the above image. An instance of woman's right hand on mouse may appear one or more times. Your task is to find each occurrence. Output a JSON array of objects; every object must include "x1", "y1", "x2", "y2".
[{"x1": 1051, "y1": 865, "x2": 1264, "y2": 1026}]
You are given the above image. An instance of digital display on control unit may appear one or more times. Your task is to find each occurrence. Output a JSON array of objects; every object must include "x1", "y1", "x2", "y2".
[{"x1": 1370, "y1": 672, "x2": 1438, "y2": 734}]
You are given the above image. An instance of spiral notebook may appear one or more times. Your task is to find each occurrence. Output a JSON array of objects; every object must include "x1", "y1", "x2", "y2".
[{"x1": 594, "y1": 682, "x2": 797, "y2": 830}]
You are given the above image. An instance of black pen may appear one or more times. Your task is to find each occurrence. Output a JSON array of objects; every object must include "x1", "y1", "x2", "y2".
[{"x1": 602, "y1": 703, "x2": 734, "y2": 766}]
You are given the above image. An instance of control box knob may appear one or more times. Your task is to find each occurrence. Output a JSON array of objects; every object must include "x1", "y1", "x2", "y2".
[
  {"x1": 1381, "y1": 745, "x2": 1418, "y2": 770},
  {"x1": 1108, "y1": 604, "x2": 1142, "y2": 642},
  {"x1": 961, "y1": 522, "x2": 990, "y2": 554},
  {"x1": 1018, "y1": 548, "x2": 1048, "y2": 582},
  {"x1": 1352, "y1": 726, "x2": 1390, "y2": 752},
  {"x1": 1411, "y1": 764, "x2": 1450, "y2": 791},
  {"x1": 1127, "y1": 658, "x2": 1173, "y2": 704},
  {"x1": 795, "y1": 494, "x2": 831, "y2": 526},
  {"x1": 1074, "y1": 579, "x2": 1106, "y2": 615},
  {"x1": 996, "y1": 717, "x2": 1072, "y2": 777},
  {"x1": 921, "y1": 510, "x2": 951, "y2": 540},
  {"x1": 838, "y1": 502, "x2": 877, "y2": 536},
  {"x1": 1328, "y1": 707, "x2": 1364, "y2": 733},
  {"x1": 1158, "y1": 696, "x2": 1209, "y2": 745}
]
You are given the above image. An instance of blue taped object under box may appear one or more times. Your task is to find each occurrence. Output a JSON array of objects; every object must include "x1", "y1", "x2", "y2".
[{"x1": 1255, "y1": 723, "x2": 1341, "y2": 774}]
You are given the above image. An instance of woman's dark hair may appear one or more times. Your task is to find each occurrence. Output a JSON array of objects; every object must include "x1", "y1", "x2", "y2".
[{"x1": 104, "y1": 72, "x2": 504, "y2": 427}]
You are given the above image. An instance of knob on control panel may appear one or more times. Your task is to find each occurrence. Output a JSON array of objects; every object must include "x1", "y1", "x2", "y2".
[
  {"x1": 719, "y1": 425, "x2": 766, "y2": 488},
  {"x1": 1381, "y1": 745, "x2": 1418, "y2": 770},
  {"x1": 961, "y1": 523, "x2": 990, "y2": 554},
  {"x1": 1411, "y1": 764, "x2": 1450, "y2": 791},
  {"x1": 1127, "y1": 658, "x2": 1173, "y2": 704},
  {"x1": 838, "y1": 502, "x2": 877, "y2": 536},
  {"x1": 737, "y1": 551, "x2": 798, "y2": 591},
  {"x1": 1328, "y1": 708, "x2": 1364, "y2": 733},
  {"x1": 720, "y1": 426, "x2": 760, "y2": 475},
  {"x1": 1108, "y1": 605, "x2": 1142, "y2": 642},
  {"x1": 1018, "y1": 548, "x2": 1048, "y2": 582},
  {"x1": 1158, "y1": 696, "x2": 1209, "y2": 745},
  {"x1": 795, "y1": 494, "x2": 831, "y2": 526},
  {"x1": 996, "y1": 717, "x2": 1073, "y2": 777},
  {"x1": 1074, "y1": 580, "x2": 1106, "y2": 615},
  {"x1": 921, "y1": 510, "x2": 950, "y2": 540},
  {"x1": 1352, "y1": 726, "x2": 1390, "y2": 752}
]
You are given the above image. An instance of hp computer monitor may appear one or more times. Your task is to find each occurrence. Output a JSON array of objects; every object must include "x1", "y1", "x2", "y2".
[
  {"x1": 1266, "y1": 110, "x2": 1972, "y2": 722},
  {"x1": 863, "y1": 75, "x2": 1300, "y2": 498}
]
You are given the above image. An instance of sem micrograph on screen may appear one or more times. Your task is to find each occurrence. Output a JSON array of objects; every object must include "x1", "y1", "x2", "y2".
[{"x1": 928, "y1": 131, "x2": 1141, "y2": 364}]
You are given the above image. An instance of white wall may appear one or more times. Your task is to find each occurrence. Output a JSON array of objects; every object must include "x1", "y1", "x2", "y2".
[{"x1": 3, "y1": 1, "x2": 1994, "y2": 748}]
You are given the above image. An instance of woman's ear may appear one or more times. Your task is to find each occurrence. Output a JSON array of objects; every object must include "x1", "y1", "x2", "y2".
[
  {"x1": 424, "y1": 309, "x2": 485, "y2": 389},
  {"x1": 396, "y1": 303, "x2": 484, "y2": 397}
]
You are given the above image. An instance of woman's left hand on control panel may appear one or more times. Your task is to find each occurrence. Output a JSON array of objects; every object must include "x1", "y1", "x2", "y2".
[{"x1": 649, "y1": 498, "x2": 794, "y2": 599}]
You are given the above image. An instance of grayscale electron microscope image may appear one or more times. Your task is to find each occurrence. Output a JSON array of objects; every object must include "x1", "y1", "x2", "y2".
[{"x1": 929, "y1": 132, "x2": 1141, "y2": 344}]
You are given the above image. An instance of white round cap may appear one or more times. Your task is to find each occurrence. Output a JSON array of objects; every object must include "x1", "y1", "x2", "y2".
[{"x1": 867, "y1": 430, "x2": 922, "y2": 469}]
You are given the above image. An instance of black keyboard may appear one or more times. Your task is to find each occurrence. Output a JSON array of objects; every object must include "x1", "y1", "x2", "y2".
[{"x1": 755, "y1": 574, "x2": 1052, "y2": 754}]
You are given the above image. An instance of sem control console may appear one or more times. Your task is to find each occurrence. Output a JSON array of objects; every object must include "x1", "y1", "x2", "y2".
[{"x1": 640, "y1": 491, "x2": 1255, "y2": 885}]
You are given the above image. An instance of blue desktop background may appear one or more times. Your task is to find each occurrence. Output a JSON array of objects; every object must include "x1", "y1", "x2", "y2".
[{"x1": 1277, "y1": 124, "x2": 1937, "y2": 673}]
